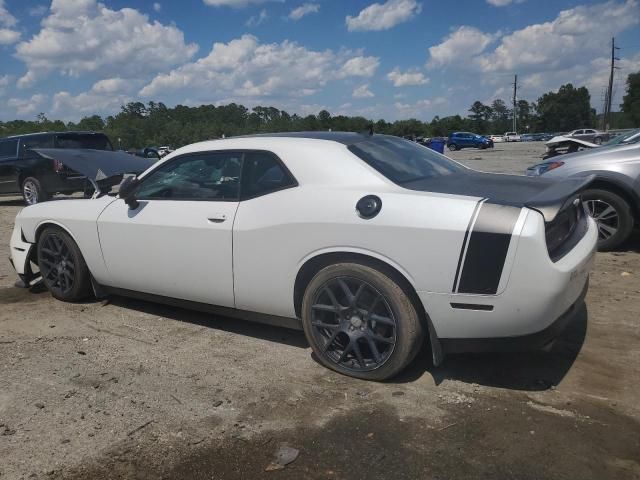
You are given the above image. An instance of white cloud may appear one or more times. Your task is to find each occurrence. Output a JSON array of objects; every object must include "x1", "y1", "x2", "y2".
[
  {"x1": 394, "y1": 97, "x2": 447, "y2": 118},
  {"x1": 153, "y1": 2, "x2": 161, "y2": 12},
  {"x1": 203, "y1": 0, "x2": 281, "y2": 7},
  {"x1": 91, "y1": 77, "x2": 134, "y2": 94},
  {"x1": 288, "y1": 3, "x2": 320, "y2": 20},
  {"x1": 289, "y1": 3, "x2": 320, "y2": 20},
  {"x1": 346, "y1": 0, "x2": 421, "y2": 32},
  {"x1": 8, "y1": 94, "x2": 47, "y2": 116},
  {"x1": 28, "y1": 4, "x2": 49, "y2": 17},
  {"x1": 353, "y1": 84, "x2": 374, "y2": 98},
  {"x1": 0, "y1": 0, "x2": 20, "y2": 44},
  {"x1": 246, "y1": 8, "x2": 268, "y2": 27},
  {"x1": 478, "y1": 0, "x2": 640, "y2": 73},
  {"x1": 0, "y1": 27, "x2": 19, "y2": 44},
  {"x1": 0, "y1": 0, "x2": 17, "y2": 27},
  {"x1": 52, "y1": 90, "x2": 131, "y2": 119},
  {"x1": 387, "y1": 68, "x2": 429, "y2": 86},
  {"x1": 427, "y1": 26, "x2": 496, "y2": 68},
  {"x1": 140, "y1": 35, "x2": 377, "y2": 100},
  {"x1": 15, "y1": 0, "x2": 198, "y2": 89},
  {"x1": 338, "y1": 56, "x2": 380, "y2": 77},
  {"x1": 486, "y1": 0, "x2": 524, "y2": 6}
]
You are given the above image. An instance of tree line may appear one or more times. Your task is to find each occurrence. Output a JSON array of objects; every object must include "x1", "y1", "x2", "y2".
[{"x1": 1, "y1": 74, "x2": 638, "y2": 150}]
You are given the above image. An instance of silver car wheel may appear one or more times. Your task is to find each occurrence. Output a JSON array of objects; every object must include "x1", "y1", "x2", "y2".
[
  {"x1": 23, "y1": 180, "x2": 38, "y2": 205},
  {"x1": 584, "y1": 199, "x2": 619, "y2": 240}
]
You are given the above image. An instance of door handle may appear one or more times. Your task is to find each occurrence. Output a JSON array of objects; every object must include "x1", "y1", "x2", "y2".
[{"x1": 207, "y1": 214, "x2": 227, "y2": 223}]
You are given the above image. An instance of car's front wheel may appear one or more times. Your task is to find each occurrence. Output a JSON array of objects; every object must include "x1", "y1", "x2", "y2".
[
  {"x1": 301, "y1": 263, "x2": 424, "y2": 381},
  {"x1": 37, "y1": 227, "x2": 91, "y2": 301},
  {"x1": 582, "y1": 189, "x2": 633, "y2": 251},
  {"x1": 594, "y1": 137, "x2": 603, "y2": 145},
  {"x1": 22, "y1": 177, "x2": 49, "y2": 206}
]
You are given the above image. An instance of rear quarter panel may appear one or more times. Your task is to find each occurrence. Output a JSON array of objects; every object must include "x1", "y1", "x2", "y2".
[{"x1": 233, "y1": 185, "x2": 483, "y2": 318}]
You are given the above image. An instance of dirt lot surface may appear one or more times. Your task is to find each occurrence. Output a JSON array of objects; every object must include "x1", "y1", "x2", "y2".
[{"x1": 1, "y1": 142, "x2": 639, "y2": 479}]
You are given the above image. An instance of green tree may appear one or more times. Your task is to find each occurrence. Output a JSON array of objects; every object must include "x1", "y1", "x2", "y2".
[
  {"x1": 536, "y1": 84, "x2": 592, "y2": 132},
  {"x1": 621, "y1": 71, "x2": 640, "y2": 126}
]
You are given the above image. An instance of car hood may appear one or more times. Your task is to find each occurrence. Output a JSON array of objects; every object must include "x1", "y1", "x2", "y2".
[
  {"x1": 402, "y1": 170, "x2": 592, "y2": 222},
  {"x1": 33, "y1": 148, "x2": 156, "y2": 182}
]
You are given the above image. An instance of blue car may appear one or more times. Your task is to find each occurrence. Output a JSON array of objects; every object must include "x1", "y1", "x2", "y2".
[{"x1": 447, "y1": 132, "x2": 493, "y2": 151}]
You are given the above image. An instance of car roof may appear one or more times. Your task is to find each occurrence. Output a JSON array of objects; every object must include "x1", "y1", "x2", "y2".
[{"x1": 235, "y1": 131, "x2": 374, "y2": 146}]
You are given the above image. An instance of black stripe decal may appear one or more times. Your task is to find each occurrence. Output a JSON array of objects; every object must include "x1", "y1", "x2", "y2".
[
  {"x1": 452, "y1": 199, "x2": 485, "y2": 292},
  {"x1": 450, "y1": 303, "x2": 494, "y2": 311},
  {"x1": 458, "y1": 203, "x2": 521, "y2": 295}
]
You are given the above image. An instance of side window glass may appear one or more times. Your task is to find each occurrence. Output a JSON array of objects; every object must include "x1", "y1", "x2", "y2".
[
  {"x1": 21, "y1": 136, "x2": 54, "y2": 157},
  {"x1": 136, "y1": 152, "x2": 242, "y2": 201},
  {"x1": 241, "y1": 152, "x2": 295, "y2": 199},
  {"x1": 0, "y1": 139, "x2": 18, "y2": 158}
]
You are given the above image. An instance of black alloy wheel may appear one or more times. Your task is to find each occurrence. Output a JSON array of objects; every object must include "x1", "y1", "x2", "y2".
[
  {"x1": 309, "y1": 276, "x2": 397, "y2": 373},
  {"x1": 37, "y1": 227, "x2": 91, "y2": 301},
  {"x1": 301, "y1": 263, "x2": 424, "y2": 381}
]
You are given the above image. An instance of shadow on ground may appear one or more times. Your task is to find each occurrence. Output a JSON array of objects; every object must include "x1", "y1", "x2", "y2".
[{"x1": 108, "y1": 295, "x2": 309, "y2": 349}]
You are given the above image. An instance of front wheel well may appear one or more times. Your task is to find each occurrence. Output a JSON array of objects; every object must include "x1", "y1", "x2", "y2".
[{"x1": 585, "y1": 180, "x2": 639, "y2": 223}]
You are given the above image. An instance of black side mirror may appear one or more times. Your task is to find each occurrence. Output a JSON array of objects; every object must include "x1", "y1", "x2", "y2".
[{"x1": 119, "y1": 175, "x2": 140, "y2": 209}]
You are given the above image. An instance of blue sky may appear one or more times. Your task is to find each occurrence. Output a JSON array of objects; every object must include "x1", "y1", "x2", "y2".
[{"x1": 0, "y1": 0, "x2": 639, "y2": 122}]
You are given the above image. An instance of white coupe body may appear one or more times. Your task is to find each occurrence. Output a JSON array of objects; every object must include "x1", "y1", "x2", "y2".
[{"x1": 9, "y1": 132, "x2": 597, "y2": 379}]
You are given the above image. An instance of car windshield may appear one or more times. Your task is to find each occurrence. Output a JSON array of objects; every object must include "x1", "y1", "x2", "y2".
[
  {"x1": 604, "y1": 129, "x2": 640, "y2": 146},
  {"x1": 55, "y1": 133, "x2": 113, "y2": 151},
  {"x1": 348, "y1": 136, "x2": 465, "y2": 184}
]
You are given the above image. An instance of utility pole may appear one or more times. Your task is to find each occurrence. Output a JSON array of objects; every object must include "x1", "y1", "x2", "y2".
[
  {"x1": 512, "y1": 74, "x2": 518, "y2": 133},
  {"x1": 604, "y1": 37, "x2": 620, "y2": 131}
]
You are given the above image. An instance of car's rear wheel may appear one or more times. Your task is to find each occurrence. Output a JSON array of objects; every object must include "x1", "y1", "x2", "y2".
[
  {"x1": 594, "y1": 137, "x2": 603, "y2": 145},
  {"x1": 582, "y1": 189, "x2": 633, "y2": 251},
  {"x1": 448, "y1": 143, "x2": 459, "y2": 151},
  {"x1": 301, "y1": 263, "x2": 424, "y2": 381},
  {"x1": 22, "y1": 177, "x2": 49, "y2": 206},
  {"x1": 37, "y1": 227, "x2": 91, "y2": 301}
]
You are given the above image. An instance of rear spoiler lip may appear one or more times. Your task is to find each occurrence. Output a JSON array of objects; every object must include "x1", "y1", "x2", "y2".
[{"x1": 524, "y1": 175, "x2": 594, "y2": 222}]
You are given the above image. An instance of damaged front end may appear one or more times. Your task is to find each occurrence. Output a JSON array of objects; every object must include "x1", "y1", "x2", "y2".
[
  {"x1": 543, "y1": 136, "x2": 598, "y2": 160},
  {"x1": 9, "y1": 222, "x2": 40, "y2": 288}
]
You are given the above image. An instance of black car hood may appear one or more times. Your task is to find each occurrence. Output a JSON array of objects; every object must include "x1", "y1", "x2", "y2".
[
  {"x1": 33, "y1": 148, "x2": 156, "y2": 183},
  {"x1": 403, "y1": 170, "x2": 593, "y2": 222}
]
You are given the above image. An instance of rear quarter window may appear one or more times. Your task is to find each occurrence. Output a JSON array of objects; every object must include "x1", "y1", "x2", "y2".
[{"x1": 55, "y1": 134, "x2": 113, "y2": 151}]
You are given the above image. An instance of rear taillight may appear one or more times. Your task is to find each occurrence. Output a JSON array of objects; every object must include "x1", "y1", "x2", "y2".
[
  {"x1": 545, "y1": 161, "x2": 564, "y2": 173},
  {"x1": 52, "y1": 159, "x2": 64, "y2": 173},
  {"x1": 545, "y1": 197, "x2": 586, "y2": 261}
]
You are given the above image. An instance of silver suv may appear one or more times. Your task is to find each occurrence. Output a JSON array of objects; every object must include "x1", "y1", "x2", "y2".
[{"x1": 527, "y1": 129, "x2": 640, "y2": 250}]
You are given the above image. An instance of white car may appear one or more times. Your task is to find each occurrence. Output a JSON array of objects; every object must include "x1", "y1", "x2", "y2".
[
  {"x1": 9, "y1": 133, "x2": 597, "y2": 380},
  {"x1": 504, "y1": 132, "x2": 521, "y2": 142},
  {"x1": 488, "y1": 134, "x2": 505, "y2": 143}
]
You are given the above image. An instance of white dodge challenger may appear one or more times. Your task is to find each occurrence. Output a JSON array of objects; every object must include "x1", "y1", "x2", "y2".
[{"x1": 9, "y1": 132, "x2": 597, "y2": 380}]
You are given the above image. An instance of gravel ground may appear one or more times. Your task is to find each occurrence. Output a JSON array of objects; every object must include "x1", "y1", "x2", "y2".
[{"x1": 1, "y1": 142, "x2": 639, "y2": 479}]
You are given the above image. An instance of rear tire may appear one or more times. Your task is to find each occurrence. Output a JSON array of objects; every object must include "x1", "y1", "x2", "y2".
[
  {"x1": 301, "y1": 262, "x2": 424, "y2": 381},
  {"x1": 582, "y1": 189, "x2": 633, "y2": 251},
  {"x1": 594, "y1": 137, "x2": 603, "y2": 145},
  {"x1": 448, "y1": 143, "x2": 459, "y2": 151},
  {"x1": 22, "y1": 177, "x2": 49, "y2": 206},
  {"x1": 37, "y1": 227, "x2": 91, "y2": 301}
]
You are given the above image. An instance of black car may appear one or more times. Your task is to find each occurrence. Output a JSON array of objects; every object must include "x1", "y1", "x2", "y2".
[{"x1": 0, "y1": 131, "x2": 113, "y2": 205}]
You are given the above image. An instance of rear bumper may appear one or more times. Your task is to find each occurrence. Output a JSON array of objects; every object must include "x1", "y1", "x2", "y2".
[{"x1": 440, "y1": 277, "x2": 588, "y2": 354}]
